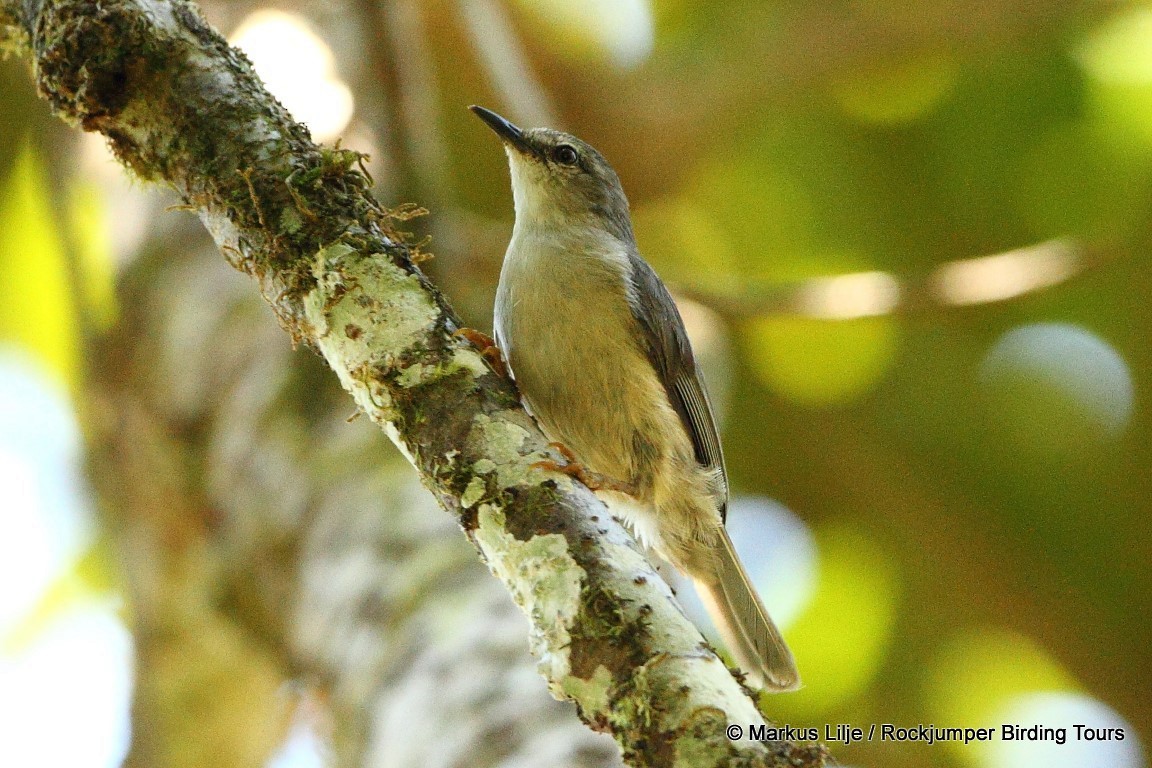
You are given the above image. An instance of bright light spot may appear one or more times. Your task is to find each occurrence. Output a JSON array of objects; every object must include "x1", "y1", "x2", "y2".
[
  {"x1": 0, "y1": 450, "x2": 60, "y2": 636},
  {"x1": 0, "y1": 608, "x2": 132, "y2": 768},
  {"x1": 0, "y1": 356, "x2": 127, "y2": 767},
  {"x1": 231, "y1": 10, "x2": 354, "y2": 141},
  {"x1": 269, "y1": 708, "x2": 327, "y2": 768},
  {"x1": 988, "y1": 692, "x2": 1144, "y2": 768},
  {"x1": 796, "y1": 270, "x2": 901, "y2": 319},
  {"x1": 1077, "y1": 7, "x2": 1152, "y2": 84},
  {"x1": 514, "y1": 0, "x2": 654, "y2": 68},
  {"x1": 0, "y1": 353, "x2": 86, "y2": 640},
  {"x1": 980, "y1": 323, "x2": 1134, "y2": 438},
  {"x1": 932, "y1": 240, "x2": 1081, "y2": 306},
  {"x1": 1076, "y1": 8, "x2": 1152, "y2": 148},
  {"x1": 79, "y1": 133, "x2": 126, "y2": 186}
]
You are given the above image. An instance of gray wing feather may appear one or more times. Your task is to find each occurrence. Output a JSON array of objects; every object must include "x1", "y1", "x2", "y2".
[{"x1": 624, "y1": 250, "x2": 729, "y2": 517}]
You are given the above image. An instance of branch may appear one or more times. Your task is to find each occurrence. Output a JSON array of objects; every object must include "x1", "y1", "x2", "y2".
[
  {"x1": 89, "y1": 227, "x2": 621, "y2": 766},
  {"x1": 0, "y1": 2, "x2": 825, "y2": 765},
  {"x1": 678, "y1": 238, "x2": 1101, "y2": 321}
]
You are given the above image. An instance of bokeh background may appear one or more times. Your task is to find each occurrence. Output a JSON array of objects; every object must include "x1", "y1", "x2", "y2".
[{"x1": 1, "y1": 1, "x2": 1149, "y2": 766}]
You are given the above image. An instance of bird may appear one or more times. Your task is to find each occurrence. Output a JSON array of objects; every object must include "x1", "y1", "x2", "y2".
[{"x1": 469, "y1": 105, "x2": 800, "y2": 691}]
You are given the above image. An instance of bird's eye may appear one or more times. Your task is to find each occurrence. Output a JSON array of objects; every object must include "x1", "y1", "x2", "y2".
[{"x1": 553, "y1": 145, "x2": 579, "y2": 166}]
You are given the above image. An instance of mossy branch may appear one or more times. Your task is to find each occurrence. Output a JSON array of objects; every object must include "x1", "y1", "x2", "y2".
[{"x1": 0, "y1": 1, "x2": 825, "y2": 765}]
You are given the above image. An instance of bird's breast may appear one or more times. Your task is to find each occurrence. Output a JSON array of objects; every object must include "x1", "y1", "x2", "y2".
[{"x1": 494, "y1": 232, "x2": 676, "y2": 486}]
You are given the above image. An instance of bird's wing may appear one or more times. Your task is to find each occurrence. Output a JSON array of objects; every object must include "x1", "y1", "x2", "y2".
[{"x1": 625, "y1": 250, "x2": 729, "y2": 517}]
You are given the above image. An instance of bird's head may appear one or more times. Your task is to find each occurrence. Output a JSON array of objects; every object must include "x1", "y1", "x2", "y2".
[{"x1": 471, "y1": 105, "x2": 633, "y2": 242}]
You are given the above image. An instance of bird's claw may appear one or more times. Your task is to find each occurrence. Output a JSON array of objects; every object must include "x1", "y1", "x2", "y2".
[
  {"x1": 532, "y1": 442, "x2": 635, "y2": 494},
  {"x1": 453, "y1": 327, "x2": 508, "y2": 378}
]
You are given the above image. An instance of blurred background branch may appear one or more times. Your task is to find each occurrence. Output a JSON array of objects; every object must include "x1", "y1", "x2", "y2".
[{"x1": 679, "y1": 238, "x2": 1108, "y2": 320}]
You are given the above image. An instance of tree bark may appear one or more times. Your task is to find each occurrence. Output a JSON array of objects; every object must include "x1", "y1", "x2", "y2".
[{"x1": 0, "y1": 2, "x2": 826, "y2": 765}]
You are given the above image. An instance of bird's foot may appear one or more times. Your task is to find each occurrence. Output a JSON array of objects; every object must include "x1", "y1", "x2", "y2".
[
  {"x1": 533, "y1": 442, "x2": 636, "y2": 494},
  {"x1": 453, "y1": 327, "x2": 508, "y2": 378}
]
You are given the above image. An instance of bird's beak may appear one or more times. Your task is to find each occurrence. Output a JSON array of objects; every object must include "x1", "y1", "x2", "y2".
[{"x1": 470, "y1": 105, "x2": 532, "y2": 155}]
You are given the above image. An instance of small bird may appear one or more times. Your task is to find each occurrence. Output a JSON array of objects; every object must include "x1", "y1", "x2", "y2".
[{"x1": 470, "y1": 105, "x2": 800, "y2": 691}]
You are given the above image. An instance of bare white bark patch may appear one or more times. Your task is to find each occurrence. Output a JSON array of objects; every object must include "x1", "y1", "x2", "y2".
[
  {"x1": 461, "y1": 476, "x2": 488, "y2": 508},
  {"x1": 561, "y1": 664, "x2": 614, "y2": 713},
  {"x1": 474, "y1": 503, "x2": 584, "y2": 694},
  {"x1": 598, "y1": 543, "x2": 701, "y2": 652},
  {"x1": 654, "y1": 655, "x2": 764, "y2": 729},
  {"x1": 305, "y1": 244, "x2": 440, "y2": 402},
  {"x1": 394, "y1": 349, "x2": 487, "y2": 388},
  {"x1": 468, "y1": 413, "x2": 539, "y2": 488}
]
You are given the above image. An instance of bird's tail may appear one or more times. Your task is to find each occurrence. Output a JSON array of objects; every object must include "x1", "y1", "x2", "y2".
[{"x1": 693, "y1": 529, "x2": 801, "y2": 691}]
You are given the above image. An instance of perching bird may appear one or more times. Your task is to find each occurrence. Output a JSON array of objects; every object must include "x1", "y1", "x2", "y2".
[{"x1": 470, "y1": 105, "x2": 800, "y2": 691}]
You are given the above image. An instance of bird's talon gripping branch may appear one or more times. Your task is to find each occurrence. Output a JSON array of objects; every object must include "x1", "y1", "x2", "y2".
[
  {"x1": 453, "y1": 327, "x2": 508, "y2": 378},
  {"x1": 545, "y1": 440, "x2": 578, "y2": 464},
  {"x1": 532, "y1": 442, "x2": 636, "y2": 494}
]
